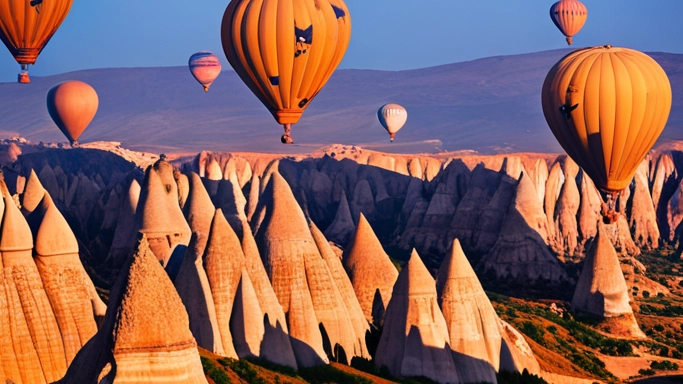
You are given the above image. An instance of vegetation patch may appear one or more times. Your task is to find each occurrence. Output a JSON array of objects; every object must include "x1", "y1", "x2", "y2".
[
  {"x1": 201, "y1": 356, "x2": 231, "y2": 384},
  {"x1": 298, "y1": 365, "x2": 373, "y2": 384},
  {"x1": 218, "y1": 358, "x2": 267, "y2": 384}
]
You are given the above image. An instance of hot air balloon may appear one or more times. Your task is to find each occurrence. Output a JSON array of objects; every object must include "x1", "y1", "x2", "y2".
[
  {"x1": 221, "y1": 0, "x2": 351, "y2": 144},
  {"x1": 47, "y1": 81, "x2": 99, "y2": 146},
  {"x1": 0, "y1": 0, "x2": 73, "y2": 83},
  {"x1": 549, "y1": 0, "x2": 587, "y2": 46},
  {"x1": 378, "y1": 104, "x2": 407, "y2": 142},
  {"x1": 542, "y1": 45, "x2": 671, "y2": 221},
  {"x1": 189, "y1": 51, "x2": 222, "y2": 92}
]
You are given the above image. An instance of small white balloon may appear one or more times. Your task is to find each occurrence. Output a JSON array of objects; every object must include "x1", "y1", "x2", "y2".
[{"x1": 377, "y1": 104, "x2": 408, "y2": 142}]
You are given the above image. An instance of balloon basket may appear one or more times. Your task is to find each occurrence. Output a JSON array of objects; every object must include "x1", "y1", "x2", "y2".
[
  {"x1": 599, "y1": 191, "x2": 621, "y2": 224},
  {"x1": 18, "y1": 72, "x2": 30, "y2": 84}
]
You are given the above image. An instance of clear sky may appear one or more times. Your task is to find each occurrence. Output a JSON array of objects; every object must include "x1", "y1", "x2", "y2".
[{"x1": 1, "y1": 0, "x2": 682, "y2": 82}]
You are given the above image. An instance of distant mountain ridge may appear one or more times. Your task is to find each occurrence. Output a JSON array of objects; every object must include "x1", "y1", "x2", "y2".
[{"x1": 0, "y1": 49, "x2": 680, "y2": 154}]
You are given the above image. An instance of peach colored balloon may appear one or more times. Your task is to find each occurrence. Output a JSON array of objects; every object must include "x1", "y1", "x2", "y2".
[
  {"x1": 47, "y1": 81, "x2": 99, "y2": 146},
  {"x1": 549, "y1": 0, "x2": 588, "y2": 46},
  {"x1": 189, "y1": 51, "x2": 222, "y2": 92}
]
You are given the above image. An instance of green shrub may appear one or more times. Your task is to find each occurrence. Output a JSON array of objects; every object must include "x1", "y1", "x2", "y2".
[
  {"x1": 201, "y1": 357, "x2": 231, "y2": 384},
  {"x1": 547, "y1": 325, "x2": 558, "y2": 334},
  {"x1": 654, "y1": 324, "x2": 665, "y2": 332},
  {"x1": 638, "y1": 368, "x2": 656, "y2": 376},
  {"x1": 643, "y1": 291, "x2": 651, "y2": 298},
  {"x1": 520, "y1": 321, "x2": 546, "y2": 345},
  {"x1": 651, "y1": 360, "x2": 679, "y2": 371},
  {"x1": 218, "y1": 358, "x2": 266, "y2": 384},
  {"x1": 497, "y1": 369, "x2": 548, "y2": 384},
  {"x1": 244, "y1": 357, "x2": 299, "y2": 378},
  {"x1": 299, "y1": 365, "x2": 372, "y2": 384}
]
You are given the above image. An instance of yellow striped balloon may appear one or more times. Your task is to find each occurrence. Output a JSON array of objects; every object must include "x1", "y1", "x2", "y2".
[
  {"x1": 549, "y1": 0, "x2": 587, "y2": 46},
  {"x1": 221, "y1": 0, "x2": 351, "y2": 144},
  {"x1": 542, "y1": 45, "x2": 672, "y2": 193}
]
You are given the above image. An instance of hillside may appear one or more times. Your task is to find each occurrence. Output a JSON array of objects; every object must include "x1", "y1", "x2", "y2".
[{"x1": 0, "y1": 49, "x2": 680, "y2": 154}]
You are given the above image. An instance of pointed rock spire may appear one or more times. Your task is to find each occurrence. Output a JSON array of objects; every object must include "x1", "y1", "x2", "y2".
[
  {"x1": 310, "y1": 221, "x2": 370, "y2": 359},
  {"x1": 21, "y1": 169, "x2": 46, "y2": 216},
  {"x1": 437, "y1": 239, "x2": 499, "y2": 383},
  {"x1": 203, "y1": 209, "x2": 245, "y2": 359},
  {"x1": 0, "y1": 191, "x2": 67, "y2": 384},
  {"x1": 230, "y1": 269, "x2": 265, "y2": 358},
  {"x1": 324, "y1": 190, "x2": 355, "y2": 246},
  {"x1": 571, "y1": 223, "x2": 645, "y2": 338},
  {"x1": 246, "y1": 173, "x2": 260, "y2": 222},
  {"x1": 240, "y1": 219, "x2": 297, "y2": 368},
  {"x1": 33, "y1": 193, "x2": 105, "y2": 365},
  {"x1": 375, "y1": 250, "x2": 460, "y2": 383},
  {"x1": 108, "y1": 179, "x2": 141, "y2": 267},
  {"x1": 174, "y1": 234, "x2": 225, "y2": 356},
  {"x1": 57, "y1": 235, "x2": 208, "y2": 383},
  {"x1": 344, "y1": 213, "x2": 399, "y2": 326},
  {"x1": 183, "y1": 172, "x2": 215, "y2": 254},
  {"x1": 305, "y1": 220, "x2": 367, "y2": 362},
  {"x1": 499, "y1": 319, "x2": 541, "y2": 375},
  {"x1": 136, "y1": 160, "x2": 191, "y2": 267},
  {"x1": 254, "y1": 171, "x2": 328, "y2": 367}
]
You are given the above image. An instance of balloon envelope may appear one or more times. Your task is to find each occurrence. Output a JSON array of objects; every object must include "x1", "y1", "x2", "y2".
[
  {"x1": 221, "y1": 0, "x2": 351, "y2": 140},
  {"x1": 377, "y1": 104, "x2": 407, "y2": 142},
  {"x1": 549, "y1": 0, "x2": 587, "y2": 46},
  {"x1": 541, "y1": 46, "x2": 672, "y2": 192},
  {"x1": 189, "y1": 51, "x2": 222, "y2": 92},
  {"x1": 47, "y1": 81, "x2": 99, "y2": 145},
  {"x1": 0, "y1": 0, "x2": 73, "y2": 80}
]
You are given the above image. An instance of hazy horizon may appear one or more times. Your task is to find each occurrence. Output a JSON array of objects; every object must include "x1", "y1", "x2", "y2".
[{"x1": 2, "y1": 1, "x2": 683, "y2": 82}]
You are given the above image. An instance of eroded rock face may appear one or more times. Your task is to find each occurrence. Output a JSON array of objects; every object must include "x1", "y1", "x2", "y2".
[
  {"x1": 481, "y1": 174, "x2": 569, "y2": 283},
  {"x1": 375, "y1": 250, "x2": 460, "y2": 384},
  {"x1": 343, "y1": 213, "x2": 399, "y2": 326},
  {"x1": 57, "y1": 235, "x2": 208, "y2": 383},
  {"x1": 552, "y1": 159, "x2": 580, "y2": 258},
  {"x1": 629, "y1": 161, "x2": 660, "y2": 249}
]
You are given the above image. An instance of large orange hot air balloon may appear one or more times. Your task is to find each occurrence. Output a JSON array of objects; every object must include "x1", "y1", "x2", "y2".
[
  {"x1": 189, "y1": 51, "x2": 222, "y2": 92},
  {"x1": 47, "y1": 81, "x2": 99, "y2": 146},
  {"x1": 542, "y1": 45, "x2": 672, "y2": 220},
  {"x1": 221, "y1": 0, "x2": 351, "y2": 144},
  {"x1": 549, "y1": 0, "x2": 587, "y2": 46},
  {"x1": 0, "y1": 0, "x2": 73, "y2": 83}
]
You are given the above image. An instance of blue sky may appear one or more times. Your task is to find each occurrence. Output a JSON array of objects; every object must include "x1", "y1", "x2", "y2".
[{"x1": 1, "y1": 0, "x2": 682, "y2": 82}]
